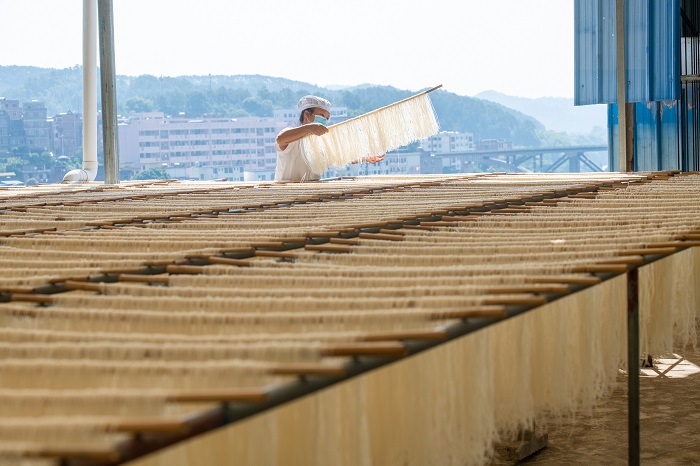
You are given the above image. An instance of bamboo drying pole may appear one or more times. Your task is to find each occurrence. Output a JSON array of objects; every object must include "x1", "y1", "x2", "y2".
[{"x1": 327, "y1": 84, "x2": 443, "y2": 130}]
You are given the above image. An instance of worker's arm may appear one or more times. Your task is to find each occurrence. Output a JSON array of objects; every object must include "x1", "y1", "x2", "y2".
[
  {"x1": 351, "y1": 154, "x2": 385, "y2": 164},
  {"x1": 276, "y1": 124, "x2": 329, "y2": 151}
]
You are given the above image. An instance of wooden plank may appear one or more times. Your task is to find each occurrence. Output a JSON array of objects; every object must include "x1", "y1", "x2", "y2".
[
  {"x1": 484, "y1": 284, "x2": 571, "y2": 295},
  {"x1": 106, "y1": 418, "x2": 190, "y2": 434},
  {"x1": 618, "y1": 247, "x2": 677, "y2": 256},
  {"x1": 529, "y1": 276, "x2": 602, "y2": 286},
  {"x1": 646, "y1": 241, "x2": 700, "y2": 248},
  {"x1": 420, "y1": 221, "x2": 461, "y2": 227},
  {"x1": 329, "y1": 238, "x2": 361, "y2": 245},
  {"x1": 207, "y1": 256, "x2": 252, "y2": 267},
  {"x1": 431, "y1": 307, "x2": 509, "y2": 320},
  {"x1": 251, "y1": 241, "x2": 286, "y2": 249},
  {"x1": 166, "y1": 389, "x2": 268, "y2": 403},
  {"x1": 361, "y1": 328, "x2": 449, "y2": 342},
  {"x1": 358, "y1": 232, "x2": 404, "y2": 241},
  {"x1": 118, "y1": 273, "x2": 170, "y2": 284},
  {"x1": 305, "y1": 244, "x2": 353, "y2": 253},
  {"x1": 306, "y1": 231, "x2": 342, "y2": 238},
  {"x1": 481, "y1": 296, "x2": 548, "y2": 306},
  {"x1": 0, "y1": 285, "x2": 35, "y2": 294},
  {"x1": 439, "y1": 215, "x2": 477, "y2": 222},
  {"x1": 63, "y1": 280, "x2": 103, "y2": 292},
  {"x1": 322, "y1": 342, "x2": 407, "y2": 357},
  {"x1": 9, "y1": 293, "x2": 54, "y2": 303},
  {"x1": 571, "y1": 264, "x2": 629, "y2": 274},
  {"x1": 255, "y1": 250, "x2": 298, "y2": 259},
  {"x1": 269, "y1": 363, "x2": 346, "y2": 377},
  {"x1": 598, "y1": 256, "x2": 646, "y2": 266},
  {"x1": 165, "y1": 265, "x2": 206, "y2": 275},
  {"x1": 22, "y1": 443, "x2": 120, "y2": 462}
]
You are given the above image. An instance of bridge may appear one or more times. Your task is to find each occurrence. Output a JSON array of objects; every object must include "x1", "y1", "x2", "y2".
[{"x1": 430, "y1": 145, "x2": 608, "y2": 173}]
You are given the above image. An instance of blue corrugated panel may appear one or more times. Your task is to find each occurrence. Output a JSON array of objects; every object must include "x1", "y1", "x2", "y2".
[
  {"x1": 683, "y1": 82, "x2": 700, "y2": 170},
  {"x1": 607, "y1": 101, "x2": 682, "y2": 171},
  {"x1": 633, "y1": 104, "x2": 659, "y2": 169},
  {"x1": 575, "y1": 0, "x2": 680, "y2": 106},
  {"x1": 574, "y1": 0, "x2": 615, "y2": 104},
  {"x1": 658, "y1": 101, "x2": 682, "y2": 169}
]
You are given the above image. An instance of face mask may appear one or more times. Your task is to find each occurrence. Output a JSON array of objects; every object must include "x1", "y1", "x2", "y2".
[{"x1": 313, "y1": 115, "x2": 329, "y2": 126}]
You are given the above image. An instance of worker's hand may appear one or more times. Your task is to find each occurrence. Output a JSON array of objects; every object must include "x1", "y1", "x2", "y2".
[
  {"x1": 364, "y1": 154, "x2": 385, "y2": 164},
  {"x1": 307, "y1": 123, "x2": 329, "y2": 136}
]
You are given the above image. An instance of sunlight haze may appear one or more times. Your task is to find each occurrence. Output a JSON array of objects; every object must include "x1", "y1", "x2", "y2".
[{"x1": 0, "y1": 0, "x2": 575, "y2": 99}]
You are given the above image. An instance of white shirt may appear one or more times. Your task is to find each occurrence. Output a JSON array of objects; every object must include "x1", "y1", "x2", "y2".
[{"x1": 274, "y1": 130, "x2": 322, "y2": 182}]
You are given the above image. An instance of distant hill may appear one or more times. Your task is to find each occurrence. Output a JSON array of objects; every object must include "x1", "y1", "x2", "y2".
[
  {"x1": 475, "y1": 91, "x2": 608, "y2": 135},
  {"x1": 1, "y1": 66, "x2": 599, "y2": 148}
]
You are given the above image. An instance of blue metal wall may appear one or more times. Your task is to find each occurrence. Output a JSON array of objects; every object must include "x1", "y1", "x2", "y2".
[
  {"x1": 607, "y1": 101, "x2": 682, "y2": 171},
  {"x1": 681, "y1": 37, "x2": 700, "y2": 171},
  {"x1": 607, "y1": 91, "x2": 700, "y2": 172},
  {"x1": 575, "y1": 0, "x2": 680, "y2": 105},
  {"x1": 681, "y1": 83, "x2": 700, "y2": 171},
  {"x1": 575, "y1": 0, "x2": 700, "y2": 172}
]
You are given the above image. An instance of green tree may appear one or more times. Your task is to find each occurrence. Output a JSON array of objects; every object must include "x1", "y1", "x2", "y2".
[
  {"x1": 257, "y1": 85, "x2": 272, "y2": 102},
  {"x1": 125, "y1": 96, "x2": 155, "y2": 114},
  {"x1": 3, "y1": 157, "x2": 25, "y2": 174},
  {"x1": 26, "y1": 151, "x2": 54, "y2": 169},
  {"x1": 133, "y1": 167, "x2": 170, "y2": 180},
  {"x1": 242, "y1": 97, "x2": 273, "y2": 116},
  {"x1": 185, "y1": 91, "x2": 209, "y2": 117},
  {"x1": 10, "y1": 146, "x2": 30, "y2": 157}
]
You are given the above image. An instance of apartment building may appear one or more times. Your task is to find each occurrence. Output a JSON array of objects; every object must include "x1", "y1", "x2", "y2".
[
  {"x1": 0, "y1": 98, "x2": 25, "y2": 154},
  {"x1": 118, "y1": 112, "x2": 287, "y2": 181},
  {"x1": 476, "y1": 139, "x2": 512, "y2": 151},
  {"x1": 51, "y1": 111, "x2": 83, "y2": 157},
  {"x1": 421, "y1": 131, "x2": 475, "y2": 154},
  {"x1": 0, "y1": 98, "x2": 22, "y2": 119},
  {"x1": 0, "y1": 99, "x2": 54, "y2": 155},
  {"x1": 22, "y1": 101, "x2": 52, "y2": 152}
]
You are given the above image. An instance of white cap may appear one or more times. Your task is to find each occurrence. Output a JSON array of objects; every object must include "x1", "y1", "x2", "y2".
[{"x1": 297, "y1": 95, "x2": 331, "y2": 113}]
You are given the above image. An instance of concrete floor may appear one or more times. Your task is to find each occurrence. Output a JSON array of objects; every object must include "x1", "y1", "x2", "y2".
[{"x1": 492, "y1": 329, "x2": 700, "y2": 466}]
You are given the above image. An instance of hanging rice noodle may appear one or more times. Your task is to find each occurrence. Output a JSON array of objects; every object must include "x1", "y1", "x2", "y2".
[{"x1": 300, "y1": 90, "x2": 440, "y2": 174}]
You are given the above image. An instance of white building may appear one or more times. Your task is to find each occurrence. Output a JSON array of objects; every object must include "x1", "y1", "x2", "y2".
[
  {"x1": 421, "y1": 131, "x2": 475, "y2": 154},
  {"x1": 118, "y1": 112, "x2": 287, "y2": 181},
  {"x1": 329, "y1": 151, "x2": 424, "y2": 177}
]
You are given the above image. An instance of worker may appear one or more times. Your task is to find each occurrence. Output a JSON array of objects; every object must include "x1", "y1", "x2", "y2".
[{"x1": 274, "y1": 95, "x2": 384, "y2": 182}]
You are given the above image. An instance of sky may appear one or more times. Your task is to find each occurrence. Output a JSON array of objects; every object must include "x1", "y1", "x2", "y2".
[{"x1": 0, "y1": 0, "x2": 575, "y2": 99}]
